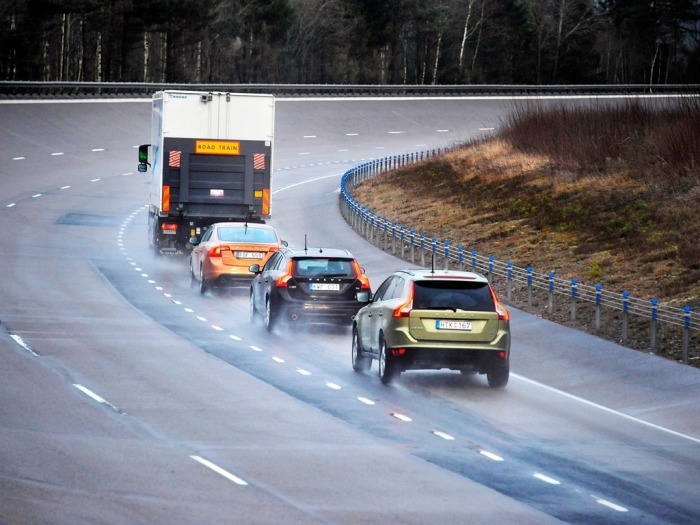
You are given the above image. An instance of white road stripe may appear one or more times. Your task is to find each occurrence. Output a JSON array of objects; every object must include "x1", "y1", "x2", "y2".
[
  {"x1": 212, "y1": 325, "x2": 223, "y2": 331},
  {"x1": 346, "y1": 133, "x2": 358, "y2": 136},
  {"x1": 479, "y1": 127, "x2": 495, "y2": 131},
  {"x1": 31, "y1": 194, "x2": 41, "y2": 198},
  {"x1": 13, "y1": 156, "x2": 24, "y2": 160},
  {"x1": 155, "y1": 286, "x2": 163, "y2": 291},
  {"x1": 148, "y1": 280, "x2": 155, "y2": 284},
  {"x1": 388, "y1": 131, "x2": 405, "y2": 134},
  {"x1": 533, "y1": 473, "x2": 561, "y2": 485},
  {"x1": 90, "y1": 178, "x2": 100, "y2": 182},
  {"x1": 190, "y1": 456, "x2": 248, "y2": 486},
  {"x1": 91, "y1": 148, "x2": 105, "y2": 152},
  {"x1": 272, "y1": 173, "x2": 342, "y2": 195},
  {"x1": 184, "y1": 308, "x2": 194, "y2": 312},
  {"x1": 325, "y1": 382, "x2": 341, "y2": 390},
  {"x1": 229, "y1": 335, "x2": 242, "y2": 341},
  {"x1": 303, "y1": 135, "x2": 316, "y2": 138},
  {"x1": 250, "y1": 345, "x2": 263, "y2": 352},
  {"x1": 10, "y1": 334, "x2": 38, "y2": 357},
  {"x1": 172, "y1": 300, "x2": 181, "y2": 304},
  {"x1": 135, "y1": 267, "x2": 142, "y2": 271},
  {"x1": 73, "y1": 384, "x2": 120, "y2": 412},
  {"x1": 272, "y1": 356, "x2": 285, "y2": 363},
  {"x1": 122, "y1": 172, "x2": 133, "y2": 176},
  {"x1": 195, "y1": 315, "x2": 206, "y2": 321},
  {"x1": 432, "y1": 431, "x2": 455, "y2": 440},
  {"x1": 593, "y1": 496, "x2": 628, "y2": 512},
  {"x1": 512, "y1": 373, "x2": 700, "y2": 445},
  {"x1": 6, "y1": 203, "x2": 15, "y2": 208},
  {"x1": 337, "y1": 149, "x2": 349, "y2": 152},
  {"x1": 392, "y1": 413, "x2": 412, "y2": 422},
  {"x1": 59, "y1": 184, "x2": 70, "y2": 188},
  {"x1": 296, "y1": 368, "x2": 311, "y2": 375},
  {"x1": 141, "y1": 274, "x2": 148, "y2": 277},
  {"x1": 436, "y1": 129, "x2": 449, "y2": 132},
  {"x1": 357, "y1": 397, "x2": 375, "y2": 405},
  {"x1": 51, "y1": 152, "x2": 64, "y2": 156},
  {"x1": 299, "y1": 152, "x2": 310, "y2": 155},
  {"x1": 164, "y1": 293, "x2": 172, "y2": 298},
  {"x1": 479, "y1": 450, "x2": 504, "y2": 461}
]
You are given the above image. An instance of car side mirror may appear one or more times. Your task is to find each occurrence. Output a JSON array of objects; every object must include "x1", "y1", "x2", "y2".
[
  {"x1": 356, "y1": 292, "x2": 371, "y2": 303},
  {"x1": 189, "y1": 237, "x2": 200, "y2": 245},
  {"x1": 249, "y1": 264, "x2": 261, "y2": 274},
  {"x1": 281, "y1": 240, "x2": 288, "y2": 247}
]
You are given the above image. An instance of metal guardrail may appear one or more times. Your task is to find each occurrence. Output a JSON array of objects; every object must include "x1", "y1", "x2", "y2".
[
  {"x1": 1, "y1": 81, "x2": 700, "y2": 98},
  {"x1": 339, "y1": 150, "x2": 697, "y2": 364}
]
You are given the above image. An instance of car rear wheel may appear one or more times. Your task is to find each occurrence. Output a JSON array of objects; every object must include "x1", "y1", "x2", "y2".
[
  {"x1": 249, "y1": 291, "x2": 257, "y2": 323},
  {"x1": 189, "y1": 259, "x2": 196, "y2": 288},
  {"x1": 199, "y1": 264, "x2": 207, "y2": 294},
  {"x1": 264, "y1": 297, "x2": 276, "y2": 332},
  {"x1": 378, "y1": 337, "x2": 400, "y2": 384},
  {"x1": 351, "y1": 326, "x2": 371, "y2": 372},
  {"x1": 487, "y1": 364, "x2": 509, "y2": 388}
]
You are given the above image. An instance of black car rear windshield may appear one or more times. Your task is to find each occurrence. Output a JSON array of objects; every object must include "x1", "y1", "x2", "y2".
[
  {"x1": 413, "y1": 280, "x2": 494, "y2": 312},
  {"x1": 217, "y1": 227, "x2": 277, "y2": 244},
  {"x1": 293, "y1": 258, "x2": 355, "y2": 278}
]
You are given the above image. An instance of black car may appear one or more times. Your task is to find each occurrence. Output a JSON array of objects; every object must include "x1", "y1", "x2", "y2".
[{"x1": 249, "y1": 247, "x2": 372, "y2": 331}]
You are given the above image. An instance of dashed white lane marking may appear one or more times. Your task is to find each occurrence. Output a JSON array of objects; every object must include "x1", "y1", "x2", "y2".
[
  {"x1": 73, "y1": 384, "x2": 120, "y2": 412},
  {"x1": 31, "y1": 194, "x2": 41, "y2": 198},
  {"x1": 479, "y1": 450, "x2": 504, "y2": 461},
  {"x1": 172, "y1": 300, "x2": 182, "y2": 305},
  {"x1": 51, "y1": 152, "x2": 64, "y2": 156},
  {"x1": 593, "y1": 497, "x2": 628, "y2": 512},
  {"x1": 91, "y1": 148, "x2": 104, "y2": 152},
  {"x1": 479, "y1": 127, "x2": 495, "y2": 131},
  {"x1": 164, "y1": 293, "x2": 172, "y2": 298},
  {"x1": 436, "y1": 129, "x2": 449, "y2": 132},
  {"x1": 141, "y1": 274, "x2": 148, "y2": 277},
  {"x1": 376, "y1": 146, "x2": 385, "y2": 149},
  {"x1": 60, "y1": 185, "x2": 70, "y2": 189},
  {"x1": 432, "y1": 431, "x2": 455, "y2": 440},
  {"x1": 190, "y1": 456, "x2": 248, "y2": 486},
  {"x1": 303, "y1": 135, "x2": 316, "y2": 138},
  {"x1": 299, "y1": 152, "x2": 310, "y2": 155},
  {"x1": 392, "y1": 413, "x2": 412, "y2": 422},
  {"x1": 184, "y1": 308, "x2": 194, "y2": 313},
  {"x1": 229, "y1": 335, "x2": 242, "y2": 341},
  {"x1": 10, "y1": 334, "x2": 38, "y2": 357},
  {"x1": 512, "y1": 373, "x2": 700, "y2": 445},
  {"x1": 90, "y1": 178, "x2": 100, "y2": 182},
  {"x1": 357, "y1": 397, "x2": 375, "y2": 405},
  {"x1": 250, "y1": 346, "x2": 263, "y2": 352},
  {"x1": 155, "y1": 286, "x2": 163, "y2": 291},
  {"x1": 272, "y1": 356, "x2": 285, "y2": 363},
  {"x1": 346, "y1": 133, "x2": 358, "y2": 136},
  {"x1": 148, "y1": 280, "x2": 155, "y2": 284},
  {"x1": 325, "y1": 382, "x2": 341, "y2": 390},
  {"x1": 129, "y1": 262, "x2": 136, "y2": 265},
  {"x1": 533, "y1": 473, "x2": 561, "y2": 485},
  {"x1": 6, "y1": 203, "x2": 15, "y2": 208},
  {"x1": 135, "y1": 267, "x2": 142, "y2": 271},
  {"x1": 388, "y1": 131, "x2": 405, "y2": 134},
  {"x1": 212, "y1": 325, "x2": 223, "y2": 331},
  {"x1": 122, "y1": 172, "x2": 133, "y2": 176},
  {"x1": 337, "y1": 149, "x2": 349, "y2": 152},
  {"x1": 272, "y1": 173, "x2": 342, "y2": 195},
  {"x1": 296, "y1": 368, "x2": 311, "y2": 376},
  {"x1": 415, "y1": 143, "x2": 427, "y2": 147},
  {"x1": 195, "y1": 315, "x2": 207, "y2": 321},
  {"x1": 13, "y1": 156, "x2": 24, "y2": 160}
]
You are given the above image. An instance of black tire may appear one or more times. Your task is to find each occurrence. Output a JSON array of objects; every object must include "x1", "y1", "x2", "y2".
[
  {"x1": 264, "y1": 296, "x2": 276, "y2": 332},
  {"x1": 149, "y1": 214, "x2": 161, "y2": 256},
  {"x1": 351, "y1": 326, "x2": 371, "y2": 372},
  {"x1": 199, "y1": 264, "x2": 207, "y2": 294},
  {"x1": 378, "y1": 336, "x2": 400, "y2": 384},
  {"x1": 189, "y1": 258, "x2": 196, "y2": 288},
  {"x1": 487, "y1": 364, "x2": 509, "y2": 388},
  {"x1": 249, "y1": 291, "x2": 257, "y2": 323}
]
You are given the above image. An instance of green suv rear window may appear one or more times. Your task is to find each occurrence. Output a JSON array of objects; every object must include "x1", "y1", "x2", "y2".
[{"x1": 413, "y1": 280, "x2": 494, "y2": 312}]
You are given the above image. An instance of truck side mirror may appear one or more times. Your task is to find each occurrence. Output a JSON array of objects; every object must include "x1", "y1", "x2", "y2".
[{"x1": 138, "y1": 163, "x2": 147, "y2": 173}]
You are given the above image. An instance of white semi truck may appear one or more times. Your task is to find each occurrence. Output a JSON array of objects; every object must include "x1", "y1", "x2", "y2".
[{"x1": 138, "y1": 90, "x2": 275, "y2": 254}]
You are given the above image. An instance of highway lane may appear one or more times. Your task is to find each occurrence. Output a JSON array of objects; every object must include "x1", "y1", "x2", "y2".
[{"x1": 0, "y1": 97, "x2": 699, "y2": 524}]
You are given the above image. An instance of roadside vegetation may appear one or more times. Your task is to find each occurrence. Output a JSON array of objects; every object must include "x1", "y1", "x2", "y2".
[{"x1": 351, "y1": 99, "x2": 700, "y2": 363}]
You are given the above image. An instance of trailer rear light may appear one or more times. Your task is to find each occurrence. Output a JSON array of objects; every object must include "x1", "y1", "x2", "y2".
[
  {"x1": 352, "y1": 261, "x2": 371, "y2": 289},
  {"x1": 393, "y1": 282, "x2": 415, "y2": 318},
  {"x1": 391, "y1": 348, "x2": 406, "y2": 356},
  {"x1": 489, "y1": 285, "x2": 510, "y2": 321},
  {"x1": 208, "y1": 245, "x2": 230, "y2": 257},
  {"x1": 276, "y1": 260, "x2": 294, "y2": 287},
  {"x1": 161, "y1": 223, "x2": 177, "y2": 231},
  {"x1": 162, "y1": 185, "x2": 170, "y2": 212}
]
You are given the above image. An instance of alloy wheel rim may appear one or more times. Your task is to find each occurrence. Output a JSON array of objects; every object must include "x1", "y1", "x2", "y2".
[
  {"x1": 379, "y1": 343, "x2": 385, "y2": 376},
  {"x1": 352, "y1": 334, "x2": 358, "y2": 364},
  {"x1": 265, "y1": 300, "x2": 271, "y2": 327}
]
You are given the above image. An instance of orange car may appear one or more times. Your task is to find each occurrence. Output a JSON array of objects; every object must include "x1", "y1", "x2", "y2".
[{"x1": 189, "y1": 222, "x2": 285, "y2": 293}]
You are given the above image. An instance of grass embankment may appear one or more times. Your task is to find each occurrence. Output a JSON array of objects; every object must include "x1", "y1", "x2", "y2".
[{"x1": 351, "y1": 100, "x2": 700, "y2": 363}]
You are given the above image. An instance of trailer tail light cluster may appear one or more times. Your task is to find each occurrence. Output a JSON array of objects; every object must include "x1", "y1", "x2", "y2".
[{"x1": 161, "y1": 223, "x2": 177, "y2": 231}]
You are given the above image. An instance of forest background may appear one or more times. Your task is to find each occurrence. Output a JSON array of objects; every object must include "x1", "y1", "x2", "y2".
[{"x1": 1, "y1": 1, "x2": 700, "y2": 86}]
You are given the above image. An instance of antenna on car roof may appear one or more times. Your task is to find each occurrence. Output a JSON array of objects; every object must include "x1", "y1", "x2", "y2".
[
  {"x1": 431, "y1": 253, "x2": 435, "y2": 275},
  {"x1": 304, "y1": 234, "x2": 308, "y2": 254}
]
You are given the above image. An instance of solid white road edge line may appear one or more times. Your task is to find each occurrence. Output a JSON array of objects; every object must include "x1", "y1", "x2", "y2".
[
  {"x1": 73, "y1": 384, "x2": 120, "y2": 412},
  {"x1": 533, "y1": 473, "x2": 561, "y2": 485},
  {"x1": 190, "y1": 456, "x2": 248, "y2": 486},
  {"x1": 511, "y1": 373, "x2": 700, "y2": 445},
  {"x1": 9, "y1": 334, "x2": 39, "y2": 357},
  {"x1": 272, "y1": 173, "x2": 342, "y2": 195}
]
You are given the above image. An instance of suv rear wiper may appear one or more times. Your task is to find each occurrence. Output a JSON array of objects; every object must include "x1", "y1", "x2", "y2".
[
  {"x1": 323, "y1": 273, "x2": 350, "y2": 278},
  {"x1": 424, "y1": 306, "x2": 457, "y2": 312}
]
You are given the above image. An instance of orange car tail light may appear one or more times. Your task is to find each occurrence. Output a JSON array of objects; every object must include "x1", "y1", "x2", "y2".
[
  {"x1": 268, "y1": 247, "x2": 279, "y2": 253},
  {"x1": 489, "y1": 285, "x2": 510, "y2": 321},
  {"x1": 352, "y1": 261, "x2": 371, "y2": 289},
  {"x1": 276, "y1": 260, "x2": 294, "y2": 287},
  {"x1": 393, "y1": 282, "x2": 415, "y2": 318},
  {"x1": 208, "y1": 245, "x2": 230, "y2": 257}
]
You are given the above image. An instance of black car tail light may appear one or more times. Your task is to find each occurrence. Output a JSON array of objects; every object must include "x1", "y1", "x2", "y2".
[{"x1": 276, "y1": 260, "x2": 294, "y2": 287}]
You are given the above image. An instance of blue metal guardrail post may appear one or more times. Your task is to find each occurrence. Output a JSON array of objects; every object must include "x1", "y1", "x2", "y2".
[
  {"x1": 595, "y1": 284, "x2": 602, "y2": 329},
  {"x1": 488, "y1": 256, "x2": 494, "y2": 284},
  {"x1": 571, "y1": 279, "x2": 578, "y2": 321},
  {"x1": 650, "y1": 298, "x2": 658, "y2": 352},
  {"x1": 376, "y1": 215, "x2": 381, "y2": 247},
  {"x1": 458, "y1": 246, "x2": 464, "y2": 271},
  {"x1": 369, "y1": 213, "x2": 375, "y2": 243},
  {"x1": 527, "y1": 268, "x2": 533, "y2": 307},
  {"x1": 400, "y1": 226, "x2": 406, "y2": 260},
  {"x1": 431, "y1": 237, "x2": 437, "y2": 269},
  {"x1": 683, "y1": 306, "x2": 691, "y2": 364},
  {"x1": 506, "y1": 262, "x2": 513, "y2": 301},
  {"x1": 548, "y1": 272, "x2": 555, "y2": 314},
  {"x1": 622, "y1": 291, "x2": 630, "y2": 342},
  {"x1": 392, "y1": 222, "x2": 397, "y2": 254},
  {"x1": 444, "y1": 241, "x2": 450, "y2": 270},
  {"x1": 420, "y1": 233, "x2": 426, "y2": 267},
  {"x1": 471, "y1": 250, "x2": 477, "y2": 271},
  {"x1": 384, "y1": 218, "x2": 389, "y2": 251},
  {"x1": 410, "y1": 230, "x2": 415, "y2": 263}
]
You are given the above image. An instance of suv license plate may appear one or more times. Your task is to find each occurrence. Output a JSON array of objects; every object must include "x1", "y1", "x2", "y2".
[
  {"x1": 236, "y1": 252, "x2": 263, "y2": 259},
  {"x1": 436, "y1": 321, "x2": 472, "y2": 331},
  {"x1": 310, "y1": 283, "x2": 340, "y2": 291}
]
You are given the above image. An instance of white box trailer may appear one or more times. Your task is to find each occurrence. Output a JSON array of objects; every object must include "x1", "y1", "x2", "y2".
[{"x1": 139, "y1": 90, "x2": 275, "y2": 254}]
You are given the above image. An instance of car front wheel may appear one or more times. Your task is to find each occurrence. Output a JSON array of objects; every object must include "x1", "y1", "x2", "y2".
[
  {"x1": 264, "y1": 297, "x2": 276, "y2": 332},
  {"x1": 351, "y1": 326, "x2": 371, "y2": 372},
  {"x1": 199, "y1": 264, "x2": 207, "y2": 294},
  {"x1": 249, "y1": 291, "x2": 257, "y2": 323},
  {"x1": 378, "y1": 337, "x2": 400, "y2": 384}
]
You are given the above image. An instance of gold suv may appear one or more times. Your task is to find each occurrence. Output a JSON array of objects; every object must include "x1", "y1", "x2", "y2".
[{"x1": 352, "y1": 269, "x2": 511, "y2": 386}]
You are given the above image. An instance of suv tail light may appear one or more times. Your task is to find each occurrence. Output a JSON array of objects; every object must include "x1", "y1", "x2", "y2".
[
  {"x1": 352, "y1": 261, "x2": 371, "y2": 289},
  {"x1": 208, "y1": 245, "x2": 230, "y2": 257},
  {"x1": 489, "y1": 285, "x2": 510, "y2": 321},
  {"x1": 276, "y1": 260, "x2": 294, "y2": 287},
  {"x1": 393, "y1": 282, "x2": 415, "y2": 318}
]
